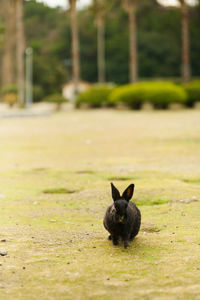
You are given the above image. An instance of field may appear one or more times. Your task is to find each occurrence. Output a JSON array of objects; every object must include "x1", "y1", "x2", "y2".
[{"x1": 0, "y1": 109, "x2": 200, "y2": 299}]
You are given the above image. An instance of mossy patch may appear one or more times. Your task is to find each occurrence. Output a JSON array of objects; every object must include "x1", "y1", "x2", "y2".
[
  {"x1": 43, "y1": 188, "x2": 77, "y2": 194},
  {"x1": 134, "y1": 198, "x2": 168, "y2": 206},
  {"x1": 182, "y1": 177, "x2": 200, "y2": 184},
  {"x1": 107, "y1": 176, "x2": 132, "y2": 181},
  {"x1": 32, "y1": 167, "x2": 49, "y2": 172},
  {"x1": 76, "y1": 170, "x2": 95, "y2": 175}
]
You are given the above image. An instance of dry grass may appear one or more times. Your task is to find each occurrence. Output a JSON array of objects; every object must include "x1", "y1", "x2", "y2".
[{"x1": 0, "y1": 109, "x2": 200, "y2": 299}]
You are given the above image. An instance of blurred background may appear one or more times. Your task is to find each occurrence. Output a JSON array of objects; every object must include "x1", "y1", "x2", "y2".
[{"x1": 0, "y1": 0, "x2": 199, "y2": 109}]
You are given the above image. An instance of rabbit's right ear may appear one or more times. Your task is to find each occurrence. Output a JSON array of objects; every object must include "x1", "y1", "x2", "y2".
[
  {"x1": 111, "y1": 183, "x2": 120, "y2": 201},
  {"x1": 122, "y1": 184, "x2": 134, "y2": 201}
]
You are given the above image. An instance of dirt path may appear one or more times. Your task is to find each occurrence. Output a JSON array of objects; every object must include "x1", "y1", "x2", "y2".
[{"x1": 0, "y1": 110, "x2": 200, "y2": 299}]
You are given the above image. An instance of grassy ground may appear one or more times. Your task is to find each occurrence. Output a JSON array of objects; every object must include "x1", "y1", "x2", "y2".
[{"x1": 0, "y1": 109, "x2": 200, "y2": 299}]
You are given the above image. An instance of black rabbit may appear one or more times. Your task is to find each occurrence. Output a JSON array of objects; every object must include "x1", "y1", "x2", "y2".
[{"x1": 103, "y1": 183, "x2": 141, "y2": 248}]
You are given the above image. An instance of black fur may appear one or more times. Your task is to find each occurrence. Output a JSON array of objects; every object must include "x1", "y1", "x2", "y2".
[{"x1": 103, "y1": 183, "x2": 141, "y2": 248}]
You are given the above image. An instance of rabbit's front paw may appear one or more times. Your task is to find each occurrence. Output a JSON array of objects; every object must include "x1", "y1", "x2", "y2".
[
  {"x1": 112, "y1": 237, "x2": 119, "y2": 246},
  {"x1": 123, "y1": 240, "x2": 129, "y2": 249}
]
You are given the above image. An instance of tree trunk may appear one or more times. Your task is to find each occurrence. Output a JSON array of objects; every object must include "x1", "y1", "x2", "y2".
[
  {"x1": 180, "y1": 0, "x2": 191, "y2": 83},
  {"x1": 70, "y1": 0, "x2": 80, "y2": 95},
  {"x1": 97, "y1": 16, "x2": 105, "y2": 83},
  {"x1": 128, "y1": 8, "x2": 138, "y2": 83},
  {"x1": 2, "y1": 0, "x2": 16, "y2": 86},
  {"x1": 16, "y1": 0, "x2": 25, "y2": 106}
]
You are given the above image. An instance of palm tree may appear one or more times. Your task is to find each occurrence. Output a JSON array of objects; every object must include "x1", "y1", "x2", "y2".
[
  {"x1": 16, "y1": 0, "x2": 25, "y2": 106},
  {"x1": 69, "y1": 0, "x2": 80, "y2": 95},
  {"x1": 94, "y1": 0, "x2": 106, "y2": 83},
  {"x1": 0, "y1": 21, "x2": 3, "y2": 48},
  {"x1": 1, "y1": 0, "x2": 16, "y2": 86},
  {"x1": 91, "y1": 0, "x2": 109, "y2": 83},
  {"x1": 122, "y1": 0, "x2": 138, "y2": 83},
  {"x1": 179, "y1": 0, "x2": 191, "y2": 83},
  {"x1": 91, "y1": 0, "x2": 119, "y2": 83}
]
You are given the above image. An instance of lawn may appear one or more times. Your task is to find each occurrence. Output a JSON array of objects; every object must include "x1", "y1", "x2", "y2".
[{"x1": 0, "y1": 109, "x2": 200, "y2": 299}]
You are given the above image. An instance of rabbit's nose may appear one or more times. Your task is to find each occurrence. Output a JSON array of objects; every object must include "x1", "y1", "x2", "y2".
[{"x1": 119, "y1": 216, "x2": 124, "y2": 223}]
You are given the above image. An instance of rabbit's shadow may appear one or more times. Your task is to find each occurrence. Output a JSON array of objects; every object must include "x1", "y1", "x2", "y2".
[{"x1": 105, "y1": 235, "x2": 162, "y2": 257}]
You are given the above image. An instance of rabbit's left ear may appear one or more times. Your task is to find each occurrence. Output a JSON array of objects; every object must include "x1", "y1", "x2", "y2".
[
  {"x1": 111, "y1": 183, "x2": 120, "y2": 201},
  {"x1": 122, "y1": 184, "x2": 134, "y2": 201}
]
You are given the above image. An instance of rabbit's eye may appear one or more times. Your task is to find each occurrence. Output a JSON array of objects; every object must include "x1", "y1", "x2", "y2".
[{"x1": 114, "y1": 200, "x2": 127, "y2": 214}]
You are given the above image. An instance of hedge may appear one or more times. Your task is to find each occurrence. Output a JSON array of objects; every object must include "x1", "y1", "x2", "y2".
[
  {"x1": 109, "y1": 82, "x2": 187, "y2": 109},
  {"x1": 75, "y1": 85, "x2": 114, "y2": 108},
  {"x1": 184, "y1": 80, "x2": 200, "y2": 107}
]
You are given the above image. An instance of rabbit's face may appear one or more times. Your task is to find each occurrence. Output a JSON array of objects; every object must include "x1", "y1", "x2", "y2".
[
  {"x1": 114, "y1": 199, "x2": 128, "y2": 223},
  {"x1": 111, "y1": 182, "x2": 135, "y2": 224}
]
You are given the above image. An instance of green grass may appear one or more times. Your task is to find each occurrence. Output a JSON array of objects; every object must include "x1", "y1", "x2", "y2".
[
  {"x1": 182, "y1": 177, "x2": 200, "y2": 184},
  {"x1": 107, "y1": 176, "x2": 133, "y2": 181},
  {"x1": 0, "y1": 109, "x2": 200, "y2": 299},
  {"x1": 43, "y1": 187, "x2": 77, "y2": 194}
]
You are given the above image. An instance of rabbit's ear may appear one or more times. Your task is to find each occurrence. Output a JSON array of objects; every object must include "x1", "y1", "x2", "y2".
[
  {"x1": 111, "y1": 183, "x2": 120, "y2": 201},
  {"x1": 122, "y1": 184, "x2": 134, "y2": 201}
]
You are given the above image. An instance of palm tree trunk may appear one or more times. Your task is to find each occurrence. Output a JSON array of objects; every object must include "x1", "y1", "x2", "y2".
[
  {"x1": 2, "y1": 0, "x2": 16, "y2": 86},
  {"x1": 97, "y1": 16, "x2": 105, "y2": 83},
  {"x1": 128, "y1": 8, "x2": 137, "y2": 83},
  {"x1": 70, "y1": 0, "x2": 80, "y2": 94},
  {"x1": 180, "y1": 0, "x2": 191, "y2": 83},
  {"x1": 16, "y1": 0, "x2": 25, "y2": 106}
]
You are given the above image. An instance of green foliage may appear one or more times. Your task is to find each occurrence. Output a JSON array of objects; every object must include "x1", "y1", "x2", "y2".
[
  {"x1": 32, "y1": 55, "x2": 67, "y2": 99},
  {"x1": 134, "y1": 198, "x2": 168, "y2": 206},
  {"x1": 109, "y1": 84, "x2": 144, "y2": 109},
  {"x1": 109, "y1": 82, "x2": 187, "y2": 109},
  {"x1": 190, "y1": 7, "x2": 200, "y2": 76},
  {"x1": 33, "y1": 85, "x2": 44, "y2": 102},
  {"x1": 79, "y1": 11, "x2": 97, "y2": 82},
  {"x1": 43, "y1": 93, "x2": 67, "y2": 104},
  {"x1": 137, "y1": 0, "x2": 181, "y2": 78},
  {"x1": 24, "y1": 1, "x2": 68, "y2": 98},
  {"x1": 1, "y1": 0, "x2": 200, "y2": 96},
  {"x1": 1, "y1": 84, "x2": 18, "y2": 95},
  {"x1": 184, "y1": 80, "x2": 200, "y2": 107},
  {"x1": 144, "y1": 82, "x2": 187, "y2": 109},
  {"x1": 21, "y1": 0, "x2": 200, "y2": 91},
  {"x1": 76, "y1": 85, "x2": 114, "y2": 108},
  {"x1": 43, "y1": 187, "x2": 76, "y2": 194}
]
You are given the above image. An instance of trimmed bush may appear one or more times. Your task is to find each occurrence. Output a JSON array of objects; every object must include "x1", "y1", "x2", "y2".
[
  {"x1": 1, "y1": 84, "x2": 18, "y2": 107},
  {"x1": 44, "y1": 93, "x2": 68, "y2": 111},
  {"x1": 109, "y1": 84, "x2": 145, "y2": 109},
  {"x1": 145, "y1": 82, "x2": 187, "y2": 109},
  {"x1": 184, "y1": 80, "x2": 200, "y2": 107},
  {"x1": 75, "y1": 85, "x2": 114, "y2": 108},
  {"x1": 109, "y1": 82, "x2": 187, "y2": 109}
]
